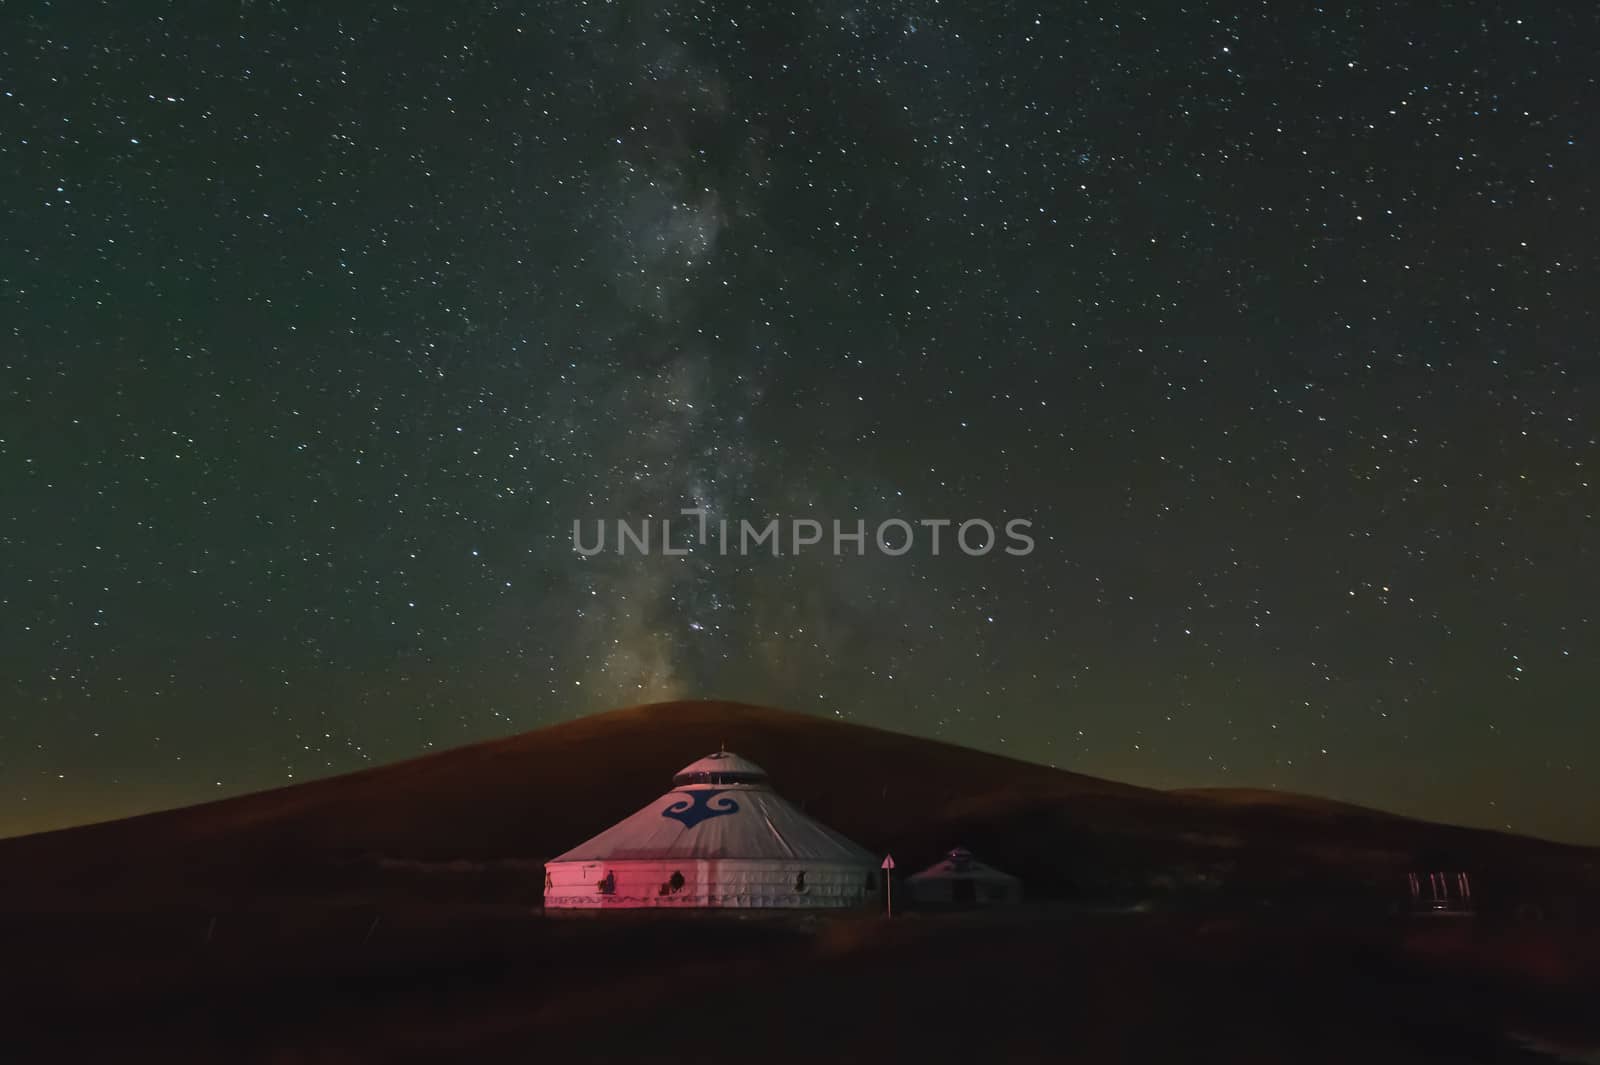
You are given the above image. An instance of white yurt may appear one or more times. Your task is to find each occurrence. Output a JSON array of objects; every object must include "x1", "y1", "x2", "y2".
[
  {"x1": 907, "y1": 847, "x2": 1022, "y2": 907},
  {"x1": 543, "y1": 750, "x2": 881, "y2": 910}
]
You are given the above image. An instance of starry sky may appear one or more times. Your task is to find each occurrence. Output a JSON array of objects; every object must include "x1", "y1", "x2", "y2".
[{"x1": 3, "y1": 2, "x2": 1597, "y2": 844}]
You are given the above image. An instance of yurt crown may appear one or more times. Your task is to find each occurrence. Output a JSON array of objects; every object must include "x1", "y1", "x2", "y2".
[{"x1": 671, "y1": 750, "x2": 770, "y2": 787}]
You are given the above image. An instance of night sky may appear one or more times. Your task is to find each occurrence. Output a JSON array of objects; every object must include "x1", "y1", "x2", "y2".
[{"x1": 3, "y1": 2, "x2": 1596, "y2": 844}]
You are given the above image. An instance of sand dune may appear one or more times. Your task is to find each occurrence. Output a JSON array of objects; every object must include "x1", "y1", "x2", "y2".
[{"x1": 0, "y1": 700, "x2": 1593, "y2": 914}]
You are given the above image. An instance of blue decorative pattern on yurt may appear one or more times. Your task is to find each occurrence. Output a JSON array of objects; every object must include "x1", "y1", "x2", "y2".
[{"x1": 661, "y1": 789, "x2": 740, "y2": 828}]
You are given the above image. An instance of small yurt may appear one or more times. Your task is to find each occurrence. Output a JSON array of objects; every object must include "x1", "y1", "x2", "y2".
[
  {"x1": 907, "y1": 847, "x2": 1022, "y2": 908},
  {"x1": 544, "y1": 750, "x2": 881, "y2": 910}
]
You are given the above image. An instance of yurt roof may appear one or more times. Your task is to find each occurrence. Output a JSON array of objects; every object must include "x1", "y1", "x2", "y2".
[
  {"x1": 548, "y1": 751, "x2": 876, "y2": 865},
  {"x1": 672, "y1": 749, "x2": 769, "y2": 785},
  {"x1": 907, "y1": 846, "x2": 1019, "y2": 883}
]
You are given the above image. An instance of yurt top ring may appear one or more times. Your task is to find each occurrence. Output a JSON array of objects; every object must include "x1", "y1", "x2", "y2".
[{"x1": 671, "y1": 750, "x2": 769, "y2": 788}]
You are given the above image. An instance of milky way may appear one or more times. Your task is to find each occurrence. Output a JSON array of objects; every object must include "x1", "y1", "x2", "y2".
[{"x1": 2, "y1": 2, "x2": 1596, "y2": 842}]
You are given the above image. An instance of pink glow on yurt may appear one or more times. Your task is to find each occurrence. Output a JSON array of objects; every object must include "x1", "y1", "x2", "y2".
[{"x1": 543, "y1": 751, "x2": 881, "y2": 910}]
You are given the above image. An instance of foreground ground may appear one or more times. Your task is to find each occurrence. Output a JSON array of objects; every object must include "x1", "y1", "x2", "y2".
[
  {"x1": 5, "y1": 904, "x2": 1598, "y2": 1064},
  {"x1": 3, "y1": 703, "x2": 1595, "y2": 1062}
]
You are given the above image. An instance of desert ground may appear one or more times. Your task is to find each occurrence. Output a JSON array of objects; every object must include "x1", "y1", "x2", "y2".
[{"x1": 2, "y1": 701, "x2": 1596, "y2": 1063}]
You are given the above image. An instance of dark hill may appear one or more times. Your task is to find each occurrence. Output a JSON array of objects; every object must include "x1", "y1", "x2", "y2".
[{"x1": 0, "y1": 700, "x2": 1594, "y2": 917}]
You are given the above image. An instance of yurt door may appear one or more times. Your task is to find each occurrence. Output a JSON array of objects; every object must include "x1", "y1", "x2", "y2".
[{"x1": 952, "y1": 879, "x2": 976, "y2": 905}]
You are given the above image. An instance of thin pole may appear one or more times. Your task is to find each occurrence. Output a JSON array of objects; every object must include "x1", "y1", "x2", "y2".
[{"x1": 881, "y1": 854, "x2": 895, "y2": 917}]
